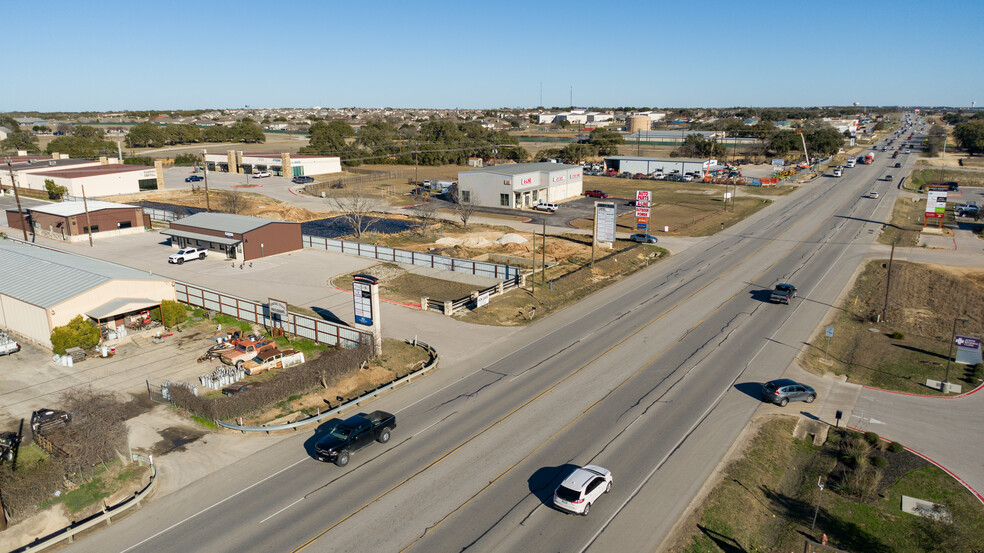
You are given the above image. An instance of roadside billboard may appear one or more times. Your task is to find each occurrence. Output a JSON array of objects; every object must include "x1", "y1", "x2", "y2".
[
  {"x1": 595, "y1": 202, "x2": 616, "y2": 243},
  {"x1": 925, "y1": 190, "x2": 947, "y2": 219}
]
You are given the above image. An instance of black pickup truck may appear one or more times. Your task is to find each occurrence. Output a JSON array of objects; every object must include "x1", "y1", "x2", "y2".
[
  {"x1": 315, "y1": 410, "x2": 396, "y2": 466},
  {"x1": 769, "y1": 283, "x2": 797, "y2": 304}
]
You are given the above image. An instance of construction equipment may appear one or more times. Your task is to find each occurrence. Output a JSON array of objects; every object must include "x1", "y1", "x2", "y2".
[{"x1": 796, "y1": 130, "x2": 810, "y2": 169}]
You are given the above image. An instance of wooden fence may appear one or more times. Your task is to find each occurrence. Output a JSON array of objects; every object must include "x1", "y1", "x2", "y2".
[{"x1": 174, "y1": 281, "x2": 368, "y2": 348}]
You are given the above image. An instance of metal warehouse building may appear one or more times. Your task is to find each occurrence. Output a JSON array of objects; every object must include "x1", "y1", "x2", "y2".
[
  {"x1": 604, "y1": 156, "x2": 718, "y2": 176},
  {"x1": 162, "y1": 212, "x2": 302, "y2": 261},
  {"x1": 6, "y1": 200, "x2": 149, "y2": 242},
  {"x1": 0, "y1": 157, "x2": 160, "y2": 197},
  {"x1": 203, "y1": 151, "x2": 342, "y2": 178},
  {"x1": 457, "y1": 162, "x2": 583, "y2": 209},
  {"x1": 0, "y1": 240, "x2": 175, "y2": 349}
]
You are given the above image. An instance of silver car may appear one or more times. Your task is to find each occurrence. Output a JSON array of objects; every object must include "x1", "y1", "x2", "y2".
[{"x1": 762, "y1": 379, "x2": 816, "y2": 407}]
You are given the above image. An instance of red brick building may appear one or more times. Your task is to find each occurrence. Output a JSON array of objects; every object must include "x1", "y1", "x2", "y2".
[
  {"x1": 6, "y1": 200, "x2": 150, "y2": 242},
  {"x1": 162, "y1": 212, "x2": 302, "y2": 261}
]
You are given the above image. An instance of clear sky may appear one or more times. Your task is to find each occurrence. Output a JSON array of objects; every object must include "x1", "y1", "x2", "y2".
[{"x1": 4, "y1": 0, "x2": 981, "y2": 111}]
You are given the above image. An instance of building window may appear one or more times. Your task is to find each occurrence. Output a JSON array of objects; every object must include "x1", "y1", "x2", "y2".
[
  {"x1": 83, "y1": 225, "x2": 99, "y2": 233},
  {"x1": 532, "y1": 190, "x2": 539, "y2": 201},
  {"x1": 118, "y1": 221, "x2": 132, "y2": 229},
  {"x1": 500, "y1": 194, "x2": 509, "y2": 207},
  {"x1": 461, "y1": 190, "x2": 471, "y2": 203}
]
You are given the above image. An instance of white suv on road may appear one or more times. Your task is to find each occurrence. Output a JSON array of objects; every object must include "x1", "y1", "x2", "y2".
[
  {"x1": 532, "y1": 202, "x2": 558, "y2": 212},
  {"x1": 553, "y1": 465, "x2": 612, "y2": 515}
]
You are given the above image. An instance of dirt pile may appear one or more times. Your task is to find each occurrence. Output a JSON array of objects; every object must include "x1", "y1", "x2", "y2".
[{"x1": 853, "y1": 261, "x2": 984, "y2": 341}]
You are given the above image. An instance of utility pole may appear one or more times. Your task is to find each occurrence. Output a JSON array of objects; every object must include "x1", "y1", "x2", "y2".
[
  {"x1": 81, "y1": 185, "x2": 93, "y2": 247},
  {"x1": 531, "y1": 230, "x2": 536, "y2": 295},
  {"x1": 882, "y1": 241, "x2": 895, "y2": 322},
  {"x1": 6, "y1": 161, "x2": 28, "y2": 240},
  {"x1": 541, "y1": 218, "x2": 546, "y2": 286},
  {"x1": 201, "y1": 149, "x2": 211, "y2": 211}
]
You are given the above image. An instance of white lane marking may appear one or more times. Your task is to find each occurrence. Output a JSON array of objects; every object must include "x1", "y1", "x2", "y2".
[
  {"x1": 119, "y1": 457, "x2": 309, "y2": 553},
  {"x1": 260, "y1": 497, "x2": 305, "y2": 524},
  {"x1": 413, "y1": 418, "x2": 446, "y2": 438}
]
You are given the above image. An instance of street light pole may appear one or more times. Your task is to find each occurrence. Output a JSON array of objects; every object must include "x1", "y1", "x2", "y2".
[{"x1": 943, "y1": 316, "x2": 969, "y2": 388}]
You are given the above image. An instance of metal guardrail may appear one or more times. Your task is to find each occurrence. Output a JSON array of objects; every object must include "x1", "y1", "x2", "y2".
[
  {"x1": 216, "y1": 340, "x2": 438, "y2": 432},
  {"x1": 13, "y1": 454, "x2": 158, "y2": 553}
]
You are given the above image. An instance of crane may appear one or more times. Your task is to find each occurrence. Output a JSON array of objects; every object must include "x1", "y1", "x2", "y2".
[{"x1": 796, "y1": 130, "x2": 810, "y2": 169}]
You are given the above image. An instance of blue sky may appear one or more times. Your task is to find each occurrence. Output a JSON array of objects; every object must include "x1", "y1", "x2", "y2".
[{"x1": 4, "y1": 0, "x2": 981, "y2": 111}]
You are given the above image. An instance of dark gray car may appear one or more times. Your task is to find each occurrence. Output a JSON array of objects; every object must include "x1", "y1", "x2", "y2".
[{"x1": 762, "y1": 379, "x2": 816, "y2": 407}]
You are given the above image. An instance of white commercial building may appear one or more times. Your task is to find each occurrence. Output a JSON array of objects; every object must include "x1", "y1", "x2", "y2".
[
  {"x1": 204, "y1": 151, "x2": 342, "y2": 178},
  {"x1": 457, "y1": 162, "x2": 583, "y2": 209},
  {"x1": 604, "y1": 156, "x2": 717, "y2": 175},
  {"x1": 0, "y1": 156, "x2": 160, "y2": 197}
]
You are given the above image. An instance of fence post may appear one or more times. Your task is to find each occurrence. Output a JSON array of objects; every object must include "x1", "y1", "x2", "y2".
[
  {"x1": 421, "y1": 296, "x2": 428, "y2": 311},
  {"x1": 497, "y1": 282, "x2": 504, "y2": 295},
  {"x1": 443, "y1": 300, "x2": 453, "y2": 316}
]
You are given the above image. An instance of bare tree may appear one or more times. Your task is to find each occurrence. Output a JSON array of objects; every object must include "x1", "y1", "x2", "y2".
[
  {"x1": 451, "y1": 188, "x2": 478, "y2": 229},
  {"x1": 58, "y1": 387, "x2": 129, "y2": 478},
  {"x1": 410, "y1": 201, "x2": 439, "y2": 234},
  {"x1": 221, "y1": 189, "x2": 246, "y2": 214},
  {"x1": 327, "y1": 188, "x2": 379, "y2": 238}
]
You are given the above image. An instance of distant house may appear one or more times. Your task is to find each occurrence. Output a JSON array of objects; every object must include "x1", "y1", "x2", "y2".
[{"x1": 743, "y1": 117, "x2": 759, "y2": 126}]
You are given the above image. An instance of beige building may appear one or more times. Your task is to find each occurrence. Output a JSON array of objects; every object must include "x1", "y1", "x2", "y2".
[{"x1": 0, "y1": 240, "x2": 175, "y2": 349}]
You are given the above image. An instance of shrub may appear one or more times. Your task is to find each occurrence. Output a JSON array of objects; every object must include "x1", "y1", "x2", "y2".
[
  {"x1": 159, "y1": 300, "x2": 187, "y2": 328},
  {"x1": 169, "y1": 343, "x2": 372, "y2": 420},
  {"x1": 863, "y1": 431, "x2": 881, "y2": 446},
  {"x1": 890, "y1": 331, "x2": 905, "y2": 340},
  {"x1": 887, "y1": 441, "x2": 905, "y2": 453},
  {"x1": 839, "y1": 466, "x2": 883, "y2": 500},
  {"x1": 825, "y1": 431, "x2": 841, "y2": 446},
  {"x1": 842, "y1": 435, "x2": 873, "y2": 469},
  {"x1": 872, "y1": 455, "x2": 889, "y2": 468},
  {"x1": 50, "y1": 315, "x2": 101, "y2": 355}
]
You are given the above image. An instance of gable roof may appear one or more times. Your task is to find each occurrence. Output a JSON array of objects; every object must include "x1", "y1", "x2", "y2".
[{"x1": 0, "y1": 240, "x2": 170, "y2": 308}]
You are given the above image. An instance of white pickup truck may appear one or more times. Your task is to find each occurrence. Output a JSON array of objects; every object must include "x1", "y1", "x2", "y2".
[
  {"x1": 168, "y1": 247, "x2": 208, "y2": 264},
  {"x1": 0, "y1": 331, "x2": 20, "y2": 356}
]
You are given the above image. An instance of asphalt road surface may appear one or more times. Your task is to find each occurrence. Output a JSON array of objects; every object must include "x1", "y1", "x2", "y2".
[{"x1": 62, "y1": 132, "x2": 926, "y2": 553}]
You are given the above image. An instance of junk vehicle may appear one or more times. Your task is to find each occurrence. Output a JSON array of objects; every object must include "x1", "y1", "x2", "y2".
[{"x1": 219, "y1": 338, "x2": 277, "y2": 369}]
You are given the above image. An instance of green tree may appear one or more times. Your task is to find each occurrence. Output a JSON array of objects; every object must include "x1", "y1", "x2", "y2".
[
  {"x1": 926, "y1": 126, "x2": 947, "y2": 156},
  {"x1": 1, "y1": 130, "x2": 40, "y2": 153},
  {"x1": 675, "y1": 134, "x2": 726, "y2": 158},
  {"x1": 0, "y1": 115, "x2": 20, "y2": 131},
  {"x1": 229, "y1": 119, "x2": 265, "y2": 143},
  {"x1": 71, "y1": 126, "x2": 105, "y2": 139},
  {"x1": 203, "y1": 125, "x2": 231, "y2": 142},
  {"x1": 953, "y1": 121, "x2": 984, "y2": 155},
  {"x1": 50, "y1": 315, "x2": 101, "y2": 355},
  {"x1": 158, "y1": 300, "x2": 187, "y2": 328},
  {"x1": 587, "y1": 128, "x2": 625, "y2": 156},
  {"x1": 125, "y1": 122, "x2": 166, "y2": 148},
  {"x1": 46, "y1": 135, "x2": 116, "y2": 158},
  {"x1": 560, "y1": 143, "x2": 593, "y2": 163},
  {"x1": 44, "y1": 179, "x2": 67, "y2": 199},
  {"x1": 355, "y1": 120, "x2": 398, "y2": 151},
  {"x1": 165, "y1": 124, "x2": 202, "y2": 145}
]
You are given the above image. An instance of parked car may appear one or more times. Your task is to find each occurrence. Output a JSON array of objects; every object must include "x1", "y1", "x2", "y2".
[
  {"x1": 955, "y1": 204, "x2": 980, "y2": 217},
  {"x1": 252, "y1": 171, "x2": 271, "y2": 178},
  {"x1": 168, "y1": 247, "x2": 207, "y2": 264},
  {"x1": 0, "y1": 333, "x2": 20, "y2": 357},
  {"x1": 291, "y1": 175, "x2": 314, "y2": 184},
  {"x1": 940, "y1": 181, "x2": 959, "y2": 191},
  {"x1": 553, "y1": 465, "x2": 613, "y2": 515},
  {"x1": 762, "y1": 379, "x2": 816, "y2": 407},
  {"x1": 532, "y1": 202, "x2": 558, "y2": 213},
  {"x1": 584, "y1": 190, "x2": 608, "y2": 198},
  {"x1": 185, "y1": 175, "x2": 204, "y2": 182},
  {"x1": 241, "y1": 348, "x2": 294, "y2": 376},
  {"x1": 221, "y1": 381, "x2": 262, "y2": 396},
  {"x1": 629, "y1": 233, "x2": 658, "y2": 244},
  {"x1": 31, "y1": 409, "x2": 71, "y2": 433},
  {"x1": 220, "y1": 338, "x2": 277, "y2": 368},
  {"x1": 315, "y1": 411, "x2": 397, "y2": 467}
]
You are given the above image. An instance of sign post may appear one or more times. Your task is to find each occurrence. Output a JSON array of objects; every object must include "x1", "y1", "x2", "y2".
[
  {"x1": 924, "y1": 187, "x2": 947, "y2": 229},
  {"x1": 825, "y1": 326, "x2": 834, "y2": 361},
  {"x1": 352, "y1": 274, "x2": 383, "y2": 356},
  {"x1": 268, "y1": 298, "x2": 288, "y2": 332},
  {"x1": 635, "y1": 190, "x2": 651, "y2": 235},
  {"x1": 592, "y1": 201, "x2": 616, "y2": 267}
]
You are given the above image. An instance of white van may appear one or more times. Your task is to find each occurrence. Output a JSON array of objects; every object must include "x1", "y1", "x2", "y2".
[
  {"x1": 846, "y1": 159, "x2": 856, "y2": 168},
  {"x1": 832, "y1": 168, "x2": 842, "y2": 177}
]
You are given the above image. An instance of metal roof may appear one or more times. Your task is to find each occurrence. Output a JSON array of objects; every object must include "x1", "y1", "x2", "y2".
[
  {"x1": 0, "y1": 240, "x2": 170, "y2": 308},
  {"x1": 85, "y1": 297, "x2": 160, "y2": 320},
  {"x1": 27, "y1": 200, "x2": 138, "y2": 218},
  {"x1": 170, "y1": 212, "x2": 283, "y2": 234},
  {"x1": 462, "y1": 162, "x2": 578, "y2": 176},
  {"x1": 160, "y1": 228, "x2": 242, "y2": 246},
  {"x1": 605, "y1": 155, "x2": 714, "y2": 164}
]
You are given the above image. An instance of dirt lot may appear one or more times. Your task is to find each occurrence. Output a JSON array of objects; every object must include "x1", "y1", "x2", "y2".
[
  {"x1": 800, "y1": 261, "x2": 984, "y2": 393},
  {"x1": 879, "y1": 195, "x2": 931, "y2": 246}
]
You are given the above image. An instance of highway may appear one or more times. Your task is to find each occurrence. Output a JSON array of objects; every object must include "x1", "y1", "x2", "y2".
[{"x1": 62, "y1": 130, "x2": 918, "y2": 553}]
